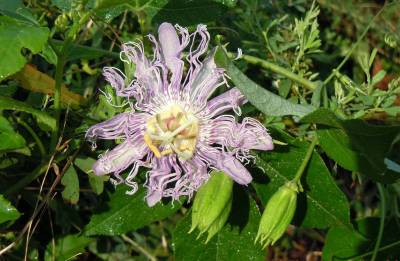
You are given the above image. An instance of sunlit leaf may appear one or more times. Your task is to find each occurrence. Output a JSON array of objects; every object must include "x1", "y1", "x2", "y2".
[
  {"x1": 253, "y1": 129, "x2": 351, "y2": 229},
  {"x1": 215, "y1": 47, "x2": 314, "y2": 117},
  {"x1": 302, "y1": 108, "x2": 400, "y2": 183},
  {"x1": 74, "y1": 157, "x2": 108, "y2": 195},
  {"x1": 0, "y1": 96, "x2": 56, "y2": 131},
  {"x1": 323, "y1": 218, "x2": 400, "y2": 260},
  {"x1": 61, "y1": 166, "x2": 80, "y2": 204},
  {"x1": 0, "y1": 116, "x2": 26, "y2": 151},
  {"x1": 0, "y1": 16, "x2": 49, "y2": 81},
  {"x1": 83, "y1": 186, "x2": 183, "y2": 236},
  {"x1": 0, "y1": 195, "x2": 21, "y2": 224},
  {"x1": 153, "y1": 0, "x2": 226, "y2": 26},
  {"x1": 44, "y1": 234, "x2": 93, "y2": 261},
  {"x1": 173, "y1": 188, "x2": 264, "y2": 261}
]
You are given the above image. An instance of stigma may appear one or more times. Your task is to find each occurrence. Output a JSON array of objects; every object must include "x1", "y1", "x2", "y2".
[{"x1": 144, "y1": 104, "x2": 199, "y2": 160}]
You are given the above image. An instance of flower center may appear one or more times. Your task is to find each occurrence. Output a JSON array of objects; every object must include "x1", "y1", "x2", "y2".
[{"x1": 144, "y1": 104, "x2": 199, "y2": 160}]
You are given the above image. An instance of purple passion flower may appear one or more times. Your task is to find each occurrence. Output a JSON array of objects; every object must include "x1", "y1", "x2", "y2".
[{"x1": 86, "y1": 22, "x2": 274, "y2": 206}]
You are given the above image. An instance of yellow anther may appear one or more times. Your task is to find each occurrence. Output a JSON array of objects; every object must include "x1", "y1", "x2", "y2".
[
  {"x1": 144, "y1": 133, "x2": 162, "y2": 158},
  {"x1": 144, "y1": 104, "x2": 199, "y2": 160},
  {"x1": 161, "y1": 148, "x2": 173, "y2": 156}
]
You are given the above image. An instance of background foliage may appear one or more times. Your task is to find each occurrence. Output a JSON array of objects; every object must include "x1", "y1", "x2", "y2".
[{"x1": 0, "y1": 0, "x2": 399, "y2": 260}]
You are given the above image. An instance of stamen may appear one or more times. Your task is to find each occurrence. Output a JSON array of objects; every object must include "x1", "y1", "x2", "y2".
[{"x1": 144, "y1": 104, "x2": 199, "y2": 160}]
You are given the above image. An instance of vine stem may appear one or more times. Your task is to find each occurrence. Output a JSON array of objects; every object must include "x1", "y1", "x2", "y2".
[
  {"x1": 293, "y1": 135, "x2": 318, "y2": 183},
  {"x1": 121, "y1": 234, "x2": 157, "y2": 261},
  {"x1": 371, "y1": 183, "x2": 386, "y2": 261},
  {"x1": 16, "y1": 118, "x2": 46, "y2": 158},
  {"x1": 50, "y1": 12, "x2": 91, "y2": 150},
  {"x1": 50, "y1": 39, "x2": 71, "y2": 150},
  {"x1": 241, "y1": 54, "x2": 317, "y2": 91},
  {"x1": 322, "y1": 2, "x2": 389, "y2": 86}
]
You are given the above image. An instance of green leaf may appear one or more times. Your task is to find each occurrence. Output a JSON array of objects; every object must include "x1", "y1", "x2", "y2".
[
  {"x1": 173, "y1": 188, "x2": 265, "y2": 261},
  {"x1": 0, "y1": 96, "x2": 56, "y2": 131},
  {"x1": 51, "y1": 0, "x2": 73, "y2": 11},
  {"x1": 83, "y1": 186, "x2": 183, "y2": 236},
  {"x1": 0, "y1": 116, "x2": 26, "y2": 151},
  {"x1": 50, "y1": 40, "x2": 118, "y2": 62},
  {"x1": 214, "y1": 47, "x2": 314, "y2": 117},
  {"x1": 316, "y1": 127, "x2": 359, "y2": 171},
  {"x1": 0, "y1": 0, "x2": 38, "y2": 24},
  {"x1": 0, "y1": 16, "x2": 49, "y2": 81},
  {"x1": 0, "y1": 195, "x2": 21, "y2": 224},
  {"x1": 302, "y1": 108, "x2": 400, "y2": 183},
  {"x1": 44, "y1": 234, "x2": 93, "y2": 261},
  {"x1": 253, "y1": 130, "x2": 350, "y2": 229},
  {"x1": 61, "y1": 166, "x2": 80, "y2": 204},
  {"x1": 94, "y1": 0, "x2": 169, "y2": 22},
  {"x1": 323, "y1": 218, "x2": 400, "y2": 261},
  {"x1": 153, "y1": 0, "x2": 226, "y2": 26},
  {"x1": 74, "y1": 157, "x2": 108, "y2": 195}
]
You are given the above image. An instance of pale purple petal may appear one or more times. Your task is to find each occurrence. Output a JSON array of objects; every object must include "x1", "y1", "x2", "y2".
[
  {"x1": 86, "y1": 113, "x2": 130, "y2": 140},
  {"x1": 145, "y1": 156, "x2": 174, "y2": 206},
  {"x1": 188, "y1": 52, "x2": 227, "y2": 106},
  {"x1": 158, "y1": 23, "x2": 185, "y2": 92},
  {"x1": 200, "y1": 147, "x2": 252, "y2": 185},
  {"x1": 206, "y1": 88, "x2": 247, "y2": 117},
  {"x1": 93, "y1": 139, "x2": 148, "y2": 176},
  {"x1": 121, "y1": 42, "x2": 163, "y2": 99},
  {"x1": 208, "y1": 115, "x2": 273, "y2": 151},
  {"x1": 86, "y1": 112, "x2": 149, "y2": 141},
  {"x1": 146, "y1": 190, "x2": 163, "y2": 207},
  {"x1": 158, "y1": 23, "x2": 181, "y2": 66}
]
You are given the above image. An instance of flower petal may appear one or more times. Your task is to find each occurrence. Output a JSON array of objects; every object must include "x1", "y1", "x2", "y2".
[
  {"x1": 186, "y1": 48, "x2": 226, "y2": 105},
  {"x1": 206, "y1": 88, "x2": 247, "y2": 117},
  {"x1": 158, "y1": 23, "x2": 185, "y2": 92},
  {"x1": 86, "y1": 112, "x2": 149, "y2": 141},
  {"x1": 205, "y1": 149, "x2": 252, "y2": 185},
  {"x1": 209, "y1": 115, "x2": 274, "y2": 151},
  {"x1": 92, "y1": 139, "x2": 148, "y2": 176},
  {"x1": 86, "y1": 113, "x2": 130, "y2": 140},
  {"x1": 158, "y1": 22, "x2": 181, "y2": 66},
  {"x1": 121, "y1": 42, "x2": 163, "y2": 102},
  {"x1": 145, "y1": 156, "x2": 173, "y2": 206},
  {"x1": 146, "y1": 190, "x2": 163, "y2": 207}
]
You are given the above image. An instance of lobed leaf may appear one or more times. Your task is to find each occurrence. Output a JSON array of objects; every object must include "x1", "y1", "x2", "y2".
[
  {"x1": 83, "y1": 186, "x2": 183, "y2": 236},
  {"x1": 0, "y1": 16, "x2": 49, "y2": 81},
  {"x1": 61, "y1": 166, "x2": 80, "y2": 204},
  {"x1": 253, "y1": 129, "x2": 351, "y2": 229},
  {"x1": 44, "y1": 234, "x2": 93, "y2": 261},
  {"x1": 323, "y1": 218, "x2": 400, "y2": 260},
  {"x1": 214, "y1": 47, "x2": 314, "y2": 117},
  {"x1": 0, "y1": 96, "x2": 56, "y2": 131},
  {"x1": 0, "y1": 116, "x2": 26, "y2": 151},
  {"x1": 0, "y1": 195, "x2": 21, "y2": 224},
  {"x1": 302, "y1": 108, "x2": 400, "y2": 183},
  {"x1": 173, "y1": 188, "x2": 264, "y2": 261}
]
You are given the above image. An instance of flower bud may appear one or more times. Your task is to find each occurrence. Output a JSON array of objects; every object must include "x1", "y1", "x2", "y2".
[
  {"x1": 189, "y1": 171, "x2": 233, "y2": 243},
  {"x1": 54, "y1": 14, "x2": 70, "y2": 32},
  {"x1": 255, "y1": 181, "x2": 298, "y2": 248}
]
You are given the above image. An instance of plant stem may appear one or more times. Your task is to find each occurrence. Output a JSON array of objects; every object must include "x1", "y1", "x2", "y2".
[
  {"x1": 371, "y1": 183, "x2": 386, "y2": 261},
  {"x1": 50, "y1": 12, "x2": 91, "y2": 151},
  {"x1": 352, "y1": 240, "x2": 400, "y2": 260},
  {"x1": 241, "y1": 54, "x2": 317, "y2": 91},
  {"x1": 50, "y1": 39, "x2": 71, "y2": 151},
  {"x1": 121, "y1": 234, "x2": 157, "y2": 261},
  {"x1": 16, "y1": 118, "x2": 46, "y2": 158},
  {"x1": 293, "y1": 135, "x2": 318, "y2": 183},
  {"x1": 322, "y1": 3, "x2": 388, "y2": 86}
]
